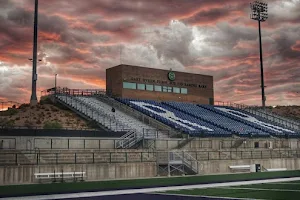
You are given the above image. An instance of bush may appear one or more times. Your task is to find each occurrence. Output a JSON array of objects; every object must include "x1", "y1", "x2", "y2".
[
  {"x1": 43, "y1": 121, "x2": 63, "y2": 129},
  {"x1": 1, "y1": 108, "x2": 18, "y2": 116},
  {"x1": 87, "y1": 120, "x2": 99, "y2": 129},
  {"x1": 40, "y1": 96, "x2": 54, "y2": 105},
  {"x1": 19, "y1": 104, "x2": 30, "y2": 110},
  {"x1": 24, "y1": 119, "x2": 34, "y2": 129},
  {"x1": 0, "y1": 119, "x2": 15, "y2": 128}
]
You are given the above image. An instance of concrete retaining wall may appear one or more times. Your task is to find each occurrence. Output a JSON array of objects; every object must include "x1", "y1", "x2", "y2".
[
  {"x1": 199, "y1": 158, "x2": 300, "y2": 174},
  {"x1": 0, "y1": 162, "x2": 156, "y2": 185},
  {"x1": 0, "y1": 137, "x2": 298, "y2": 151},
  {"x1": 1, "y1": 158, "x2": 300, "y2": 185}
]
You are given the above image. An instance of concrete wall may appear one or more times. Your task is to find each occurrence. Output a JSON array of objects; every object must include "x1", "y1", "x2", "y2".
[
  {"x1": 0, "y1": 162, "x2": 156, "y2": 185},
  {"x1": 0, "y1": 137, "x2": 298, "y2": 151},
  {"x1": 199, "y1": 158, "x2": 300, "y2": 175},
  {"x1": 2, "y1": 158, "x2": 300, "y2": 185}
]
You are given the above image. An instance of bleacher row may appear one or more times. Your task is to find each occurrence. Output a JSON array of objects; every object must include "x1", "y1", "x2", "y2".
[{"x1": 116, "y1": 98, "x2": 300, "y2": 138}]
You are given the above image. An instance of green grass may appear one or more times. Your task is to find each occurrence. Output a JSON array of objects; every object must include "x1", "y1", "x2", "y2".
[
  {"x1": 1, "y1": 170, "x2": 300, "y2": 197},
  {"x1": 230, "y1": 182, "x2": 300, "y2": 190},
  {"x1": 163, "y1": 188, "x2": 300, "y2": 200},
  {"x1": 162, "y1": 181, "x2": 300, "y2": 200}
]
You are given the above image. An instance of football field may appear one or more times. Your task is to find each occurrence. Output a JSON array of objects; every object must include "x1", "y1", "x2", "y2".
[
  {"x1": 2, "y1": 177, "x2": 300, "y2": 200},
  {"x1": 160, "y1": 180, "x2": 300, "y2": 200}
]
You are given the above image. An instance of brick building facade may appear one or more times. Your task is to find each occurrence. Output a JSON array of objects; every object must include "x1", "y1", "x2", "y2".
[{"x1": 106, "y1": 64, "x2": 214, "y2": 105}]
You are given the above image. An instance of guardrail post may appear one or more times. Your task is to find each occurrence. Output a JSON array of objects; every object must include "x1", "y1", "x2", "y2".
[{"x1": 15, "y1": 153, "x2": 18, "y2": 165}]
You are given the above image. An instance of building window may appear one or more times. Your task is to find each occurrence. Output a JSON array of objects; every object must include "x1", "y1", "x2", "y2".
[
  {"x1": 137, "y1": 83, "x2": 145, "y2": 90},
  {"x1": 173, "y1": 87, "x2": 180, "y2": 94},
  {"x1": 155, "y1": 85, "x2": 162, "y2": 92},
  {"x1": 168, "y1": 87, "x2": 172, "y2": 93},
  {"x1": 123, "y1": 82, "x2": 136, "y2": 89},
  {"x1": 181, "y1": 88, "x2": 187, "y2": 94},
  {"x1": 146, "y1": 84, "x2": 154, "y2": 91},
  {"x1": 162, "y1": 86, "x2": 168, "y2": 92}
]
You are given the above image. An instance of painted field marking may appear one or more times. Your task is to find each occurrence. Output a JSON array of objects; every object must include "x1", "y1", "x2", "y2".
[
  {"x1": 264, "y1": 182, "x2": 300, "y2": 185},
  {"x1": 152, "y1": 192, "x2": 265, "y2": 200},
  {"x1": 219, "y1": 187, "x2": 300, "y2": 192}
]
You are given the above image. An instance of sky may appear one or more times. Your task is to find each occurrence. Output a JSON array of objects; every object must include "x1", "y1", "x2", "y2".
[{"x1": 0, "y1": 0, "x2": 299, "y2": 109}]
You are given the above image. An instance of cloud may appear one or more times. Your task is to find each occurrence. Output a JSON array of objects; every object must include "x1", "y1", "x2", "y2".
[{"x1": 0, "y1": 0, "x2": 299, "y2": 107}]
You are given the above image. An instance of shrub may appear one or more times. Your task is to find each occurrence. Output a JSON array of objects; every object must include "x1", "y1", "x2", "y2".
[
  {"x1": 1, "y1": 108, "x2": 18, "y2": 116},
  {"x1": 87, "y1": 120, "x2": 99, "y2": 129},
  {"x1": 43, "y1": 121, "x2": 63, "y2": 129},
  {"x1": 24, "y1": 119, "x2": 34, "y2": 129}
]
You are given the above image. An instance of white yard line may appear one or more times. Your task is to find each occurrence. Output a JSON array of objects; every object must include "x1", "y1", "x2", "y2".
[
  {"x1": 152, "y1": 192, "x2": 264, "y2": 200},
  {"x1": 264, "y1": 182, "x2": 300, "y2": 185},
  {"x1": 219, "y1": 187, "x2": 300, "y2": 192},
  {"x1": 2, "y1": 177, "x2": 300, "y2": 200}
]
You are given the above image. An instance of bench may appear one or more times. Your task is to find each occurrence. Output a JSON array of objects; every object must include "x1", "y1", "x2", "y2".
[
  {"x1": 229, "y1": 165, "x2": 251, "y2": 170},
  {"x1": 34, "y1": 171, "x2": 86, "y2": 182},
  {"x1": 265, "y1": 168, "x2": 287, "y2": 172}
]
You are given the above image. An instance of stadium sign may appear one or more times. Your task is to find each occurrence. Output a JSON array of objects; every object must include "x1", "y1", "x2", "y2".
[
  {"x1": 128, "y1": 77, "x2": 207, "y2": 88},
  {"x1": 168, "y1": 71, "x2": 176, "y2": 81}
]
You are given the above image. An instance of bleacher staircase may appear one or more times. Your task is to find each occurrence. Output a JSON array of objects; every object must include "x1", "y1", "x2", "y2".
[
  {"x1": 55, "y1": 94, "x2": 170, "y2": 149},
  {"x1": 157, "y1": 151, "x2": 198, "y2": 176}
]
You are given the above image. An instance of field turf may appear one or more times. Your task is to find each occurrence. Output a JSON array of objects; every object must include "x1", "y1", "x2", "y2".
[
  {"x1": 1, "y1": 170, "x2": 300, "y2": 198},
  {"x1": 161, "y1": 179, "x2": 300, "y2": 200}
]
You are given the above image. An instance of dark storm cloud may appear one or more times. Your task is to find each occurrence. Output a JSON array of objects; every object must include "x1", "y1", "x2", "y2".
[{"x1": 0, "y1": 0, "x2": 299, "y2": 106}]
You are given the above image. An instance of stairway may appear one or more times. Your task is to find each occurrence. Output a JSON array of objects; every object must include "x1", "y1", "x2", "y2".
[
  {"x1": 231, "y1": 139, "x2": 246, "y2": 149},
  {"x1": 157, "y1": 151, "x2": 198, "y2": 176}
]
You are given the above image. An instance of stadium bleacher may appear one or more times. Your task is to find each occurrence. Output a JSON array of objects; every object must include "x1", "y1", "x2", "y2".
[{"x1": 116, "y1": 98, "x2": 300, "y2": 138}]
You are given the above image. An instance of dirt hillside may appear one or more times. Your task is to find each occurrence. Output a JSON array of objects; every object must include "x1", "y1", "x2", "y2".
[{"x1": 0, "y1": 98, "x2": 93, "y2": 129}]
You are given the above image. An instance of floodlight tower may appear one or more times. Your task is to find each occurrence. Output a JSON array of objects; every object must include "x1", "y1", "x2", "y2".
[
  {"x1": 30, "y1": 0, "x2": 39, "y2": 105},
  {"x1": 250, "y1": 1, "x2": 268, "y2": 108}
]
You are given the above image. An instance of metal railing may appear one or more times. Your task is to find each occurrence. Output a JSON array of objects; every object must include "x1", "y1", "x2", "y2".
[
  {"x1": 115, "y1": 130, "x2": 140, "y2": 148},
  {"x1": 1, "y1": 149, "x2": 299, "y2": 166},
  {"x1": 215, "y1": 101, "x2": 300, "y2": 131},
  {"x1": 56, "y1": 94, "x2": 131, "y2": 131},
  {"x1": 94, "y1": 94, "x2": 181, "y2": 137},
  {"x1": 170, "y1": 151, "x2": 198, "y2": 173},
  {"x1": 244, "y1": 107, "x2": 300, "y2": 131}
]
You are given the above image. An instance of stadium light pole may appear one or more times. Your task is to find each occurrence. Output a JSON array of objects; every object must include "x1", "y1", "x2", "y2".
[
  {"x1": 250, "y1": 1, "x2": 268, "y2": 109},
  {"x1": 30, "y1": 0, "x2": 39, "y2": 106},
  {"x1": 55, "y1": 74, "x2": 58, "y2": 94}
]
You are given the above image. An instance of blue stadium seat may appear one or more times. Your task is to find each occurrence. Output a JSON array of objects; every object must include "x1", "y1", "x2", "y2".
[
  {"x1": 117, "y1": 98, "x2": 232, "y2": 137},
  {"x1": 116, "y1": 98, "x2": 299, "y2": 138},
  {"x1": 164, "y1": 102, "x2": 270, "y2": 138}
]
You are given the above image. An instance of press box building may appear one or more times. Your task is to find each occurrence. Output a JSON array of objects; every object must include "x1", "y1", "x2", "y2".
[{"x1": 106, "y1": 64, "x2": 214, "y2": 105}]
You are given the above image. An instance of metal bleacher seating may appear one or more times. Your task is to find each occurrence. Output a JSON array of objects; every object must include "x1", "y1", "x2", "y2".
[
  {"x1": 164, "y1": 102, "x2": 270, "y2": 137},
  {"x1": 202, "y1": 105, "x2": 299, "y2": 138},
  {"x1": 116, "y1": 98, "x2": 232, "y2": 137},
  {"x1": 116, "y1": 98, "x2": 300, "y2": 138}
]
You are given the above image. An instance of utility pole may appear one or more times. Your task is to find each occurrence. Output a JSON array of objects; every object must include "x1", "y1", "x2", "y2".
[
  {"x1": 55, "y1": 74, "x2": 58, "y2": 94},
  {"x1": 30, "y1": 0, "x2": 39, "y2": 105},
  {"x1": 250, "y1": 1, "x2": 268, "y2": 109}
]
